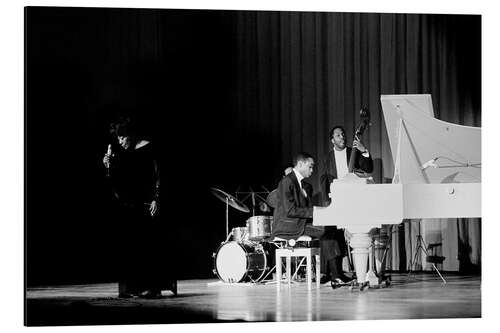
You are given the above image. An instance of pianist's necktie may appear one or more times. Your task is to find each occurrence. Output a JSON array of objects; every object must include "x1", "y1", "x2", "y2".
[{"x1": 300, "y1": 179, "x2": 308, "y2": 198}]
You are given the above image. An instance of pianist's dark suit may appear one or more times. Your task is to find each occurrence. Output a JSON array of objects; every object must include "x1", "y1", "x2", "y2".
[
  {"x1": 271, "y1": 171, "x2": 339, "y2": 275},
  {"x1": 271, "y1": 171, "x2": 315, "y2": 239}
]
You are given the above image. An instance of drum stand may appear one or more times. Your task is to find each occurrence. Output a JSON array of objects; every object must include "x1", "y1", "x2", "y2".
[
  {"x1": 217, "y1": 195, "x2": 237, "y2": 239},
  {"x1": 211, "y1": 187, "x2": 250, "y2": 240},
  {"x1": 220, "y1": 197, "x2": 234, "y2": 241},
  {"x1": 225, "y1": 197, "x2": 229, "y2": 238}
]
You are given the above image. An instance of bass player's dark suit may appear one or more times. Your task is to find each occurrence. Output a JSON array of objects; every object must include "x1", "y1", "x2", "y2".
[{"x1": 319, "y1": 146, "x2": 373, "y2": 206}]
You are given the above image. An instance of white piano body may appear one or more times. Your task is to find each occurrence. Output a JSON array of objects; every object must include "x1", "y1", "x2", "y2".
[{"x1": 313, "y1": 94, "x2": 481, "y2": 285}]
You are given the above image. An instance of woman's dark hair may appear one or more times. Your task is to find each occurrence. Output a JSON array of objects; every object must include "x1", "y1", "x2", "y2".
[{"x1": 110, "y1": 117, "x2": 136, "y2": 137}]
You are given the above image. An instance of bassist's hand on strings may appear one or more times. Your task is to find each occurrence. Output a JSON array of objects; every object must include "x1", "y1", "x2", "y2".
[{"x1": 353, "y1": 138, "x2": 368, "y2": 154}]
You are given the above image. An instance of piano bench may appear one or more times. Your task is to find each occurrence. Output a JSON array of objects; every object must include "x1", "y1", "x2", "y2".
[
  {"x1": 275, "y1": 241, "x2": 320, "y2": 290},
  {"x1": 272, "y1": 235, "x2": 317, "y2": 248}
]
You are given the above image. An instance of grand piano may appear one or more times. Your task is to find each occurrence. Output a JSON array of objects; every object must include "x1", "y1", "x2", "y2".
[{"x1": 313, "y1": 94, "x2": 481, "y2": 287}]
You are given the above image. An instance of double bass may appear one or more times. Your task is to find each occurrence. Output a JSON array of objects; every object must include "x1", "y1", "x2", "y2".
[{"x1": 347, "y1": 107, "x2": 371, "y2": 177}]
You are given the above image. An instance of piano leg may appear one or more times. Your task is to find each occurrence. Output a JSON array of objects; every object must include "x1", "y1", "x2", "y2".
[
  {"x1": 366, "y1": 243, "x2": 379, "y2": 287},
  {"x1": 349, "y1": 233, "x2": 371, "y2": 284}
]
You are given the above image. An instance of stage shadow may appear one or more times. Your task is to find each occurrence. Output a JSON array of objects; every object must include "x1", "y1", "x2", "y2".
[{"x1": 26, "y1": 298, "x2": 244, "y2": 326}]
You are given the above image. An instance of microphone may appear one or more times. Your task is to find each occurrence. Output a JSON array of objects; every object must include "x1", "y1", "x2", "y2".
[
  {"x1": 251, "y1": 192, "x2": 256, "y2": 216},
  {"x1": 106, "y1": 144, "x2": 112, "y2": 176},
  {"x1": 421, "y1": 157, "x2": 438, "y2": 170}
]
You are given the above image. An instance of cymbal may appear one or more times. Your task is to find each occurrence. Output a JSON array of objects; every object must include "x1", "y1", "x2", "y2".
[{"x1": 210, "y1": 187, "x2": 250, "y2": 213}]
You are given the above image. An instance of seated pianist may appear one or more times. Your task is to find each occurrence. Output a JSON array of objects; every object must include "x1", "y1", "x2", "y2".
[{"x1": 271, "y1": 152, "x2": 353, "y2": 284}]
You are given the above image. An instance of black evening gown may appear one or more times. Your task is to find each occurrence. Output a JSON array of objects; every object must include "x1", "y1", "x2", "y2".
[{"x1": 109, "y1": 142, "x2": 175, "y2": 295}]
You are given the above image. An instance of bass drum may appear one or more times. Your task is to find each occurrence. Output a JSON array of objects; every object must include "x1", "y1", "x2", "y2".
[{"x1": 213, "y1": 241, "x2": 268, "y2": 283}]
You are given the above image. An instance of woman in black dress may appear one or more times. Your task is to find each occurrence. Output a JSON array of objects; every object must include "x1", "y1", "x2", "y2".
[{"x1": 103, "y1": 118, "x2": 175, "y2": 298}]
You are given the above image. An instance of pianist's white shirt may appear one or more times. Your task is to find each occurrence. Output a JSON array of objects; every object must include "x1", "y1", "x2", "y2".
[{"x1": 292, "y1": 168, "x2": 308, "y2": 197}]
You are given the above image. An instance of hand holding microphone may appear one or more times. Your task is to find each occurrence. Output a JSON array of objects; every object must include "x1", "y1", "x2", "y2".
[{"x1": 103, "y1": 144, "x2": 113, "y2": 170}]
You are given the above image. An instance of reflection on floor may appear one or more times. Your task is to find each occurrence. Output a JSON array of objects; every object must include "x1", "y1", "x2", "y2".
[{"x1": 26, "y1": 273, "x2": 481, "y2": 326}]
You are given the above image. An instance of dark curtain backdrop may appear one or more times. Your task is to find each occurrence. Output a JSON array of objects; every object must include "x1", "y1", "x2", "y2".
[
  {"x1": 26, "y1": 8, "x2": 481, "y2": 286},
  {"x1": 231, "y1": 12, "x2": 481, "y2": 272},
  {"x1": 26, "y1": 7, "x2": 241, "y2": 285},
  {"x1": 232, "y1": 12, "x2": 480, "y2": 184}
]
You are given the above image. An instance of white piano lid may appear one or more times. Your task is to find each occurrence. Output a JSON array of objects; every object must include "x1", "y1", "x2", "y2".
[{"x1": 381, "y1": 94, "x2": 481, "y2": 184}]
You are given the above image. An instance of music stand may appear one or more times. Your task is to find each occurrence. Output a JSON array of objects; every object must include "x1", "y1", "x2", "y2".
[{"x1": 235, "y1": 186, "x2": 270, "y2": 216}]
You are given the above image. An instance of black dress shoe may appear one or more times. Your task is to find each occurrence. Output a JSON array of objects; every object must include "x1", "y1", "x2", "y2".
[
  {"x1": 331, "y1": 277, "x2": 344, "y2": 284},
  {"x1": 320, "y1": 275, "x2": 332, "y2": 284},
  {"x1": 118, "y1": 292, "x2": 134, "y2": 299},
  {"x1": 338, "y1": 274, "x2": 355, "y2": 283}
]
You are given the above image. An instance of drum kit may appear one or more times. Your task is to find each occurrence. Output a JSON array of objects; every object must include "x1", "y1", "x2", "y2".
[{"x1": 211, "y1": 187, "x2": 277, "y2": 284}]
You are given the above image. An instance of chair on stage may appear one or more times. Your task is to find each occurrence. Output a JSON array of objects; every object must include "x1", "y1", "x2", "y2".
[
  {"x1": 408, "y1": 235, "x2": 447, "y2": 284},
  {"x1": 273, "y1": 235, "x2": 321, "y2": 289},
  {"x1": 426, "y1": 242, "x2": 446, "y2": 270}
]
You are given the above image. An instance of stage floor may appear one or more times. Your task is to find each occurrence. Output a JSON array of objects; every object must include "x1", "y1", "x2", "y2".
[{"x1": 26, "y1": 273, "x2": 481, "y2": 326}]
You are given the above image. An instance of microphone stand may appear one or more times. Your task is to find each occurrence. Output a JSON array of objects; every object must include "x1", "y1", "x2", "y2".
[
  {"x1": 226, "y1": 197, "x2": 229, "y2": 239},
  {"x1": 407, "y1": 222, "x2": 446, "y2": 284}
]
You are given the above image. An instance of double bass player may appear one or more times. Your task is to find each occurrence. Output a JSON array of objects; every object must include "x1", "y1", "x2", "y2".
[{"x1": 319, "y1": 124, "x2": 374, "y2": 283}]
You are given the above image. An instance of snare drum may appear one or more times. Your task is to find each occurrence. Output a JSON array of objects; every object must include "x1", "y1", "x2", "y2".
[
  {"x1": 246, "y1": 216, "x2": 273, "y2": 241},
  {"x1": 213, "y1": 241, "x2": 268, "y2": 283},
  {"x1": 231, "y1": 227, "x2": 249, "y2": 243}
]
